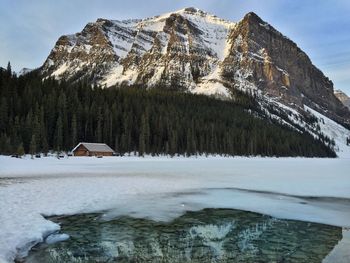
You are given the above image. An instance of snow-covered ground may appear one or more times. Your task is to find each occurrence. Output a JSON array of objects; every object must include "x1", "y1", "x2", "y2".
[{"x1": 0, "y1": 155, "x2": 350, "y2": 262}]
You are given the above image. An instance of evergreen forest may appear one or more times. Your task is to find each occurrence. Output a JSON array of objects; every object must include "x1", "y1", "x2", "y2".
[{"x1": 0, "y1": 65, "x2": 336, "y2": 157}]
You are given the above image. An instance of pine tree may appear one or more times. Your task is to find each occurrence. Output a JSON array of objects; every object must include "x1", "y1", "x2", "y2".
[
  {"x1": 186, "y1": 128, "x2": 193, "y2": 156},
  {"x1": 138, "y1": 113, "x2": 149, "y2": 156},
  {"x1": 54, "y1": 115, "x2": 63, "y2": 151},
  {"x1": 57, "y1": 92, "x2": 68, "y2": 149},
  {"x1": 114, "y1": 135, "x2": 119, "y2": 155},
  {"x1": 29, "y1": 134, "x2": 36, "y2": 157},
  {"x1": 40, "y1": 108, "x2": 49, "y2": 155},
  {"x1": 169, "y1": 129, "x2": 177, "y2": 156},
  {"x1": 0, "y1": 133, "x2": 11, "y2": 154},
  {"x1": 144, "y1": 112, "x2": 150, "y2": 153},
  {"x1": 41, "y1": 134, "x2": 49, "y2": 155},
  {"x1": 71, "y1": 114, "x2": 77, "y2": 148},
  {"x1": 0, "y1": 98, "x2": 8, "y2": 132},
  {"x1": 32, "y1": 114, "x2": 40, "y2": 151},
  {"x1": 120, "y1": 133, "x2": 127, "y2": 156},
  {"x1": 17, "y1": 142, "x2": 25, "y2": 157},
  {"x1": 138, "y1": 130, "x2": 145, "y2": 156},
  {"x1": 23, "y1": 112, "x2": 33, "y2": 152},
  {"x1": 96, "y1": 108, "x2": 103, "y2": 143},
  {"x1": 6, "y1": 61, "x2": 11, "y2": 76}
]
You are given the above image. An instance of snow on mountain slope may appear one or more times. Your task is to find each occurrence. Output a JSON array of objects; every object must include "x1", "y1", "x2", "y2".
[
  {"x1": 247, "y1": 92, "x2": 350, "y2": 158},
  {"x1": 305, "y1": 106, "x2": 350, "y2": 157},
  {"x1": 191, "y1": 81, "x2": 231, "y2": 99}
]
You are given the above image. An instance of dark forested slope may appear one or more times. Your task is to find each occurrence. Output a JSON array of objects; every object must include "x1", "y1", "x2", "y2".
[{"x1": 0, "y1": 67, "x2": 336, "y2": 157}]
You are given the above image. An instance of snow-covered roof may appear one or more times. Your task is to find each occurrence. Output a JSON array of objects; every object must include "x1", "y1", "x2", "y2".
[{"x1": 72, "y1": 142, "x2": 115, "y2": 153}]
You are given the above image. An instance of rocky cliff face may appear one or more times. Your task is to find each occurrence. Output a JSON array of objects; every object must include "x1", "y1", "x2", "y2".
[
  {"x1": 335, "y1": 90, "x2": 350, "y2": 110},
  {"x1": 41, "y1": 7, "x2": 350, "y2": 125}
]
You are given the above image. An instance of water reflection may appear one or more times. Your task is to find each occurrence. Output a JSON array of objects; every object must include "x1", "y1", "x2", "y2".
[{"x1": 24, "y1": 209, "x2": 342, "y2": 263}]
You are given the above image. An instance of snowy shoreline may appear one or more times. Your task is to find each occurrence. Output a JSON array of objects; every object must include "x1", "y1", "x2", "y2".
[{"x1": 1, "y1": 155, "x2": 350, "y2": 262}]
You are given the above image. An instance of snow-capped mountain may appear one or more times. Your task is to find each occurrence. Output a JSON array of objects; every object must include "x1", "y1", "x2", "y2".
[
  {"x1": 41, "y1": 8, "x2": 349, "y2": 125},
  {"x1": 40, "y1": 7, "x2": 350, "y2": 154},
  {"x1": 335, "y1": 89, "x2": 350, "y2": 110}
]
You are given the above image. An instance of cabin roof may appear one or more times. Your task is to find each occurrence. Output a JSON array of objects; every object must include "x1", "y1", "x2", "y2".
[{"x1": 72, "y1": 142, "x2": 115, "y2": 153}]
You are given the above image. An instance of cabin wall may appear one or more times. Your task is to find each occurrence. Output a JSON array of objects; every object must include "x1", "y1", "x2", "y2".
[
  {"x1": 90, "y1": 152, "x2": 113, "y2": 156},
  {"x1": 73, "y1": 145, "x2": 88, "y2": 156},
  {"x1": 74, "y1": 150, "x2": 89, "y2": 156}
]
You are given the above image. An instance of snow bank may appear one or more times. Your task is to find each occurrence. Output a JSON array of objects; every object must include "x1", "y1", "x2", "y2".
[
  {"x1": 0, "y1": 156, "x2": 350, "y2": 262},
  {"x1": 45, "y1": 233, "x2": 70, "y2": 245}
]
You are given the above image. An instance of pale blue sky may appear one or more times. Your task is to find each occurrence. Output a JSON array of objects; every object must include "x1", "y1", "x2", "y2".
[{"x1": 0, "y1": 0, "x2": 349, "y2": 93}]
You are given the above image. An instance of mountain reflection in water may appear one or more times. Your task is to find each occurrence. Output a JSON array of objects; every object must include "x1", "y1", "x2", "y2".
[{"x1": 24, "y1": 209, "x2": 342, "y2": 263}]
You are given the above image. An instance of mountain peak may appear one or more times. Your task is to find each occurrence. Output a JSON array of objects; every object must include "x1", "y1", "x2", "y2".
[
  {"x1": 165, "y1": 7, "x2": 209, "y2": 16},
  {"x1": 241, "y1": 11, "x2": 268, "y2": 27},
  {"x1": 149, "y1": 7, "x2": 223, "y2": 22},
  {"x1": 244, "y1": 12, "x2": 263, "y2": 21}
]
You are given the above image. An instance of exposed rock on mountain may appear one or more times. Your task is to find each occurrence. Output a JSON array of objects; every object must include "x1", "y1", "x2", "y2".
[
  {"x1": 335, "y1": 90, "x2": 350, "y2": 110},
  {"x1": 41, "y1": 7, "x2": 350, "y2": 126},
  {"x1": 221, "y1": 12, "x2": 349, "y2": 125}
]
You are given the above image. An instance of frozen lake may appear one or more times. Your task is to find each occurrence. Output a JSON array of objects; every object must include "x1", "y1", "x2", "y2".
[
  {"x1": 0, "y1": 155, "x2": 350, "y2": 262},
  {"x1": 24, "y1": 209, "x2": 345, "y2": 263}
]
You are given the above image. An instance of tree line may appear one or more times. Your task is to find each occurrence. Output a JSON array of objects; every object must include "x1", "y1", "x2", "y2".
[{"x1": 0, "y1": 65, "x2": 336, "y2": 157}]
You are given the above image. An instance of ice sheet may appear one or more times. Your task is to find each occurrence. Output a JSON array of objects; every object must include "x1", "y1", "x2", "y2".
[{"x1": 1, "y1": 156, "x2": 350, "y2": 262}]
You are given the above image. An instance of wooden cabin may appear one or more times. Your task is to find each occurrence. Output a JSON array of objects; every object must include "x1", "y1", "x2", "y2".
[{"x1": 72, "y1": 142, "x2": 115, "y2": 156}]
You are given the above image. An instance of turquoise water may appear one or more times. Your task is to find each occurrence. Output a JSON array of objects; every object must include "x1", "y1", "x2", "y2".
[{"x1": 24, "y1": 209, "x2": 342, "y2": 263}]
